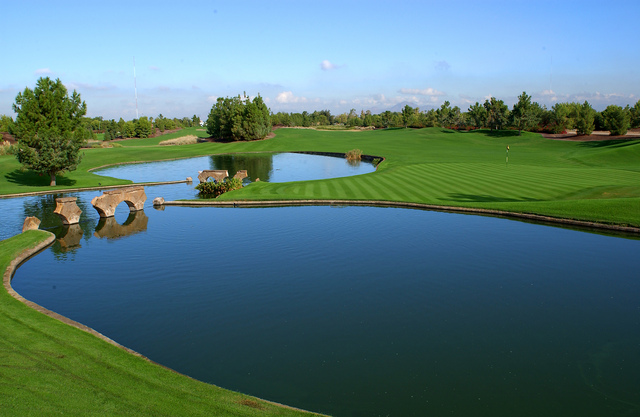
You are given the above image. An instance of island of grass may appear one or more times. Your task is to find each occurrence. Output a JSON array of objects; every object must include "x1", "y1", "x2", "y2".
[{"x1": 1, "y1": 126, "x2": 639, "y2": 415}]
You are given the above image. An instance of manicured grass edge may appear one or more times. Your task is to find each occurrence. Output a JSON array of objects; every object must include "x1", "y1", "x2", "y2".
[{"x1": 161, "y1": 199, "x2": 640, "y2": 235}]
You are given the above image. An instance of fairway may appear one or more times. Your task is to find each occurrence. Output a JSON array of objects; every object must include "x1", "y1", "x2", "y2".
[
  {"x1": 2, "y1": 127, "x2": 639, "y2": 227},
  {"x1": 1, "y1": 127, "x2": 639, "y2": 416}
]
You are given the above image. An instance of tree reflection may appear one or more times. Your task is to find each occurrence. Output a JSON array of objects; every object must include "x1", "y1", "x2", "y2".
[{"x1": 209, "y1": 153, "x2": 274, "y2": 183}]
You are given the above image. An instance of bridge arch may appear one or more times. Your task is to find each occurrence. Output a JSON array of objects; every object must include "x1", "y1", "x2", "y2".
[
  {"x1": 91, "y1": 186, "x2": 147, "y2": 218},
  {"x1": 197, "y1": 170, "x2": 229, "y2": 183}
]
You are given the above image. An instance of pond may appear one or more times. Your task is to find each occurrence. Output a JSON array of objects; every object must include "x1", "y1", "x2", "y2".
[
  {"x1": 93, "y1": 152, "x2": 376, "y2": 185},
  {"x1": 3, "y1": 154, "x2": 640, "y2": 417},
  {"x1": 9, "y1": 204, "x2": 640, "y2": 417},
  {"x1": 0, "y1": 152, "x2": 376, "y2": 241}
]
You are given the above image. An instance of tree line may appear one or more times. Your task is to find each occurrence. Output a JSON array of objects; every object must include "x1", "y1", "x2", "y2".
[
  {"x1": 271, "y1": 93, "x2": 640, "y2": 136},
  {"x1": 1, "y1": 112, "x2": 202, "y2": 141},
  {"x1": 84, "y1": 114, "x2": 202, "y2": 140},
  {"x1": 4, "y1": 78, "x2": 640, "y2": 188}
]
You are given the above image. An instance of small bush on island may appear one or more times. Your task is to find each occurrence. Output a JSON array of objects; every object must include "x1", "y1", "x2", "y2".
[
  {"x1": 196, "y1": 177, "x2": 243, "y2": 197},
  {"x1": 346, "y1": 149, "x2": 362, "y2": 160}
]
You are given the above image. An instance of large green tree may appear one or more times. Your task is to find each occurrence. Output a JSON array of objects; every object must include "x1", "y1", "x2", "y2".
[
  {"x1": 510, "y1": 91, "x2": 542, "y2": 135},
  {"x1": 574, "y1": 101, "x2": 595, "y2": 136},
  {"x1": 12, "y1": 77, "x2": 87, "y2": 186},
  {"x1": 484, "y1": 97, "x2": 509, "y2": 130},
  {"x1": 629, "y1": 100, "x2": 640, "y2": 129},
  {"x1": 135, "y1": 116, "x2": 153, "y2": 138},
  {"x1": 602, "y1": 105, "x2": 630, "y2": 136},
  {"x1": 207, "y1": 94, "x2": 271, "y2": 141},
  {"x1": 467, "y1": 102, "x2": 487, "y2": 129},
  {"x1": 0, "y1": 114, "x2": 14, "y2": 133}
]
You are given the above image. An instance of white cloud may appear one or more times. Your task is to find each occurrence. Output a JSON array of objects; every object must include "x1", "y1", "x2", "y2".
[
  {"x1": 399, "y1": 88, "x2": 445, "y2": 96},
  {"x1": 206, "y1": 95, "x2": 218, "y2": 102},
  {"x1": 276, "y1": 91, "x2": 308, "y2": 104},
  {"x1": 320, "y1": 60, "x2": 341, "y2": 71},
  {"x1": 35, "y1": 68, "x2": 52, "y2": 75}
]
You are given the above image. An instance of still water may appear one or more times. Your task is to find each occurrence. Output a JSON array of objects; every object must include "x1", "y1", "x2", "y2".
[
  {"x1": 3, "y1": 154, "x2": 640, "y2": 417},
  {"x1": 9, "y1": 204, "x2": 640, "y2": 416},
  {"x1": 0, "y1": 152, "x2": 375, "y2": 241},
  {"x1": 94, "y1": 152, "x2": 376, "y2": 184}
]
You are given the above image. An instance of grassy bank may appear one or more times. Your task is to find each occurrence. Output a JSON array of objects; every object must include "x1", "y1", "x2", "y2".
[
  {"x1": 1, "y1": 127, "x2": 639, "y2": 415},
  {"x1": 2, "y1": 127, "x2": 639, "y2": 226},
  {"x1": 0, "y1": 231, "x2": 321, "y2": 416}
]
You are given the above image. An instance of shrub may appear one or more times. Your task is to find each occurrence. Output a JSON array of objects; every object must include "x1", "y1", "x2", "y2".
[
  {"x1": 0, "y1": 142, "x2": 17, "y2": 155},
  {"x1": 372, "y1": 158, "x2": 381, "y2": 167},
  {"x1": 196, "y1": 177, "x2": 243, "y2": 197},
  {"x1": 346, "y1": 149, "x2": 362, "y2": 160}
]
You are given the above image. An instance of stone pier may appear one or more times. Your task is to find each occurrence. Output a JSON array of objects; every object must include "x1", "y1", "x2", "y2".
[{"x1": 54, "y1": 197, "x2": 82, "y2": 225}]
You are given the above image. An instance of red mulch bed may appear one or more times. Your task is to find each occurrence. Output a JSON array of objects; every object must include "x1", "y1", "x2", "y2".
[
  {"x1": 1, "y1": 132, "x2": 16, "y2": 144},
  {"x1": 541, "y1": 129, "x2": 640, "y2": 141}
]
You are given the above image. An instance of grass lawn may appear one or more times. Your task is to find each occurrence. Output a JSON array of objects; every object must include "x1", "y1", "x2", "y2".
[
  {"x1": 0, "y1": 231, "x2": 322, "y2": 416},
  {"x1": 2, "y1": 127, "x2": 639, "y2": 226},
  {"x1": 1, "y1": 127, "x2": 639, "y2": 415}
]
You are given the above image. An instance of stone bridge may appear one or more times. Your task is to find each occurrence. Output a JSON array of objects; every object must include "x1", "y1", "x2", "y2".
[
  {"x1": 198, "y1": 170, "x2": 229, "y2": 183},
  {"x1": 234, "y1": 170, "x2": 248, "y2": 180},
  {"x1": 94, "y1": 210, "x2": 148, "y2": 240},
  {"x1": 91, "y1": 186, "x2": 147, "y2": 218}
]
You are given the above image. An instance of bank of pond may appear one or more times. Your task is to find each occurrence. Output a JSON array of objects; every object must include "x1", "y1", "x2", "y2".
[{"x1": 2, "y1": 153, "x2": 640, "y2": 417}]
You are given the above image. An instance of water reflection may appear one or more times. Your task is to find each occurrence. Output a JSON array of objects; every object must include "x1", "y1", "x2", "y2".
[
  {"x1": 94, "y1": 210, "x2": 149, "y2": 240},
  {"x1": 55, "y1": 224, "x2": 84, "y2": 252},
  {"x1": 209, "y1": 153, "x2": 274, "y2": 183},
  {"x1": 20, "y1": 193, "x2": 95, "y2": 232}
]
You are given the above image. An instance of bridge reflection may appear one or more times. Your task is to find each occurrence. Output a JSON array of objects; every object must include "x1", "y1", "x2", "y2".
[{"x1": 94, "y1": 210, "x2": 148, "y2": 240}]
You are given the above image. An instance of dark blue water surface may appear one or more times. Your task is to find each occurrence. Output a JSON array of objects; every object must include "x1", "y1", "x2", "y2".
[
  {"x1": 2, "y1": 154, "x2": 640, "y2": 416},
  {"x1": 9, "y1": 202, "x2": 640, "y2": 417}
]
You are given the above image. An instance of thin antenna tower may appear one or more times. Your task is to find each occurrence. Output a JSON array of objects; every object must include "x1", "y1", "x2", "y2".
[
  {"x1": 549, "y1": 55, "x2": 553, "y2": 93},
  {"x1": 133, "y1": 57, "x2": 139, "y2": 119}
]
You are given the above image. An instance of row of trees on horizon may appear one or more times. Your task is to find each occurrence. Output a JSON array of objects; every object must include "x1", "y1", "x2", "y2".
[
  {"x1": 3, "y1": 77, "x2": 639, "y2": 187},
  {"x1": 272, "y1": 93, "x2": 640, "y2": 136},
  {"x1": 3, "y1": 91, "x2": 640, "y2": 141}
]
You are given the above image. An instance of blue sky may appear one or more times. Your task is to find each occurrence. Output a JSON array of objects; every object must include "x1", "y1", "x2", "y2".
[{"x1": 2, "y1": 0, "x2": 638, "y2": 120}]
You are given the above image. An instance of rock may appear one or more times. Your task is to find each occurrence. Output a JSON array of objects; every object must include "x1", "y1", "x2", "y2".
[
  {"x1": 153, "y1": 197, "x2": 165, "y2": 206},
  {"x1": 22, "y1": 216, "x2": 41, "y2": 232},
  {"x1": 186, "y1": 176, "x2": 193, "y2": 183}
]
